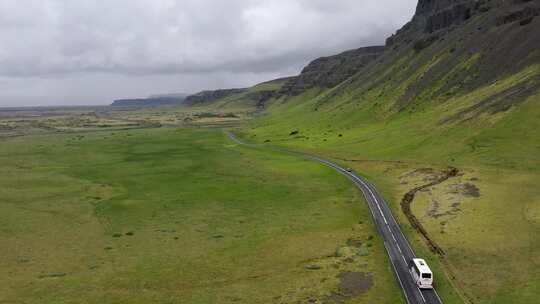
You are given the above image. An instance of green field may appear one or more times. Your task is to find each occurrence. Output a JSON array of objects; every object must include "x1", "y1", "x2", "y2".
[{"x1": 1, "y1": 126, "x2": 404, "y2": 303}]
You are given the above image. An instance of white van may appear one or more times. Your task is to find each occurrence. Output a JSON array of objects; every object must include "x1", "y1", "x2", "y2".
[{"x1": 410, "y1": 258, "x2": 433, "y2": 289}]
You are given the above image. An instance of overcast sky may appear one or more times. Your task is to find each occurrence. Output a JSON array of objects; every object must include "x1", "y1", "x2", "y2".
[{"x1": 0, "y1": 0, "x2": 417, "y2": 107}]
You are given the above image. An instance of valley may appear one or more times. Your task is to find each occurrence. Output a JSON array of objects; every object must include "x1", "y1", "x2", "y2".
[
  {"x1": 2, "y1": 0, "x2": 539, "y2": 303},
  {"x1": 0, "y1": 114, "x2": 403, "y2": 303}
]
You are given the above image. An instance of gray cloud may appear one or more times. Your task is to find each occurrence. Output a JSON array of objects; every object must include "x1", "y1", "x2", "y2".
[{"x1": 0, "y1": 0, "x2": 417, "y2": 106}]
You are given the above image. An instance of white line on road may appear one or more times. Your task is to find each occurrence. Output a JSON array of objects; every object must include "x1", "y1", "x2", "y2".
[
  {"x1": 434, "y1": 290, "x2": 443, "y2": 303},
  {"x1": 384, "y1": 241, "x2": 412, "y2": 304},
  {"x1": 418, "y1": 288, "x2": 426, "y2": 303}
]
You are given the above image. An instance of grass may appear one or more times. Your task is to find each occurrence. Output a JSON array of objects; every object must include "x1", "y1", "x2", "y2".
[
  {"x1": 1, "y1": 126, "x2": 403, "y2": 303},
  {"x1": 235, "y1": 63, "x2": 540, "y2": 304}
]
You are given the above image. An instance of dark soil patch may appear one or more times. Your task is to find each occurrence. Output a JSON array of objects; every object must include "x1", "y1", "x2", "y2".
[
  {"x1": 403, "y1": 167, "x2": 449, "y2": 183},
  {"x1": 462, "y1": 183, "x2": 481, "y2": 197},
  {"x1": 427, "y1": 196, "x2": 441, "y2": 218},
  {"x1": 339, "y1": 272, "x2": 372, "y2": 297},
  {"x1": 346, "y1": 238, "x2": 363, "y2": 248},
  {"x1": 405, "y1": 167, "x2": 436, "y2": 175},
  {"x1": 16, "y1": 257, "x2": 31, "y2": 264},
  {"x1": 305, "y1": 264, "x2": 322, "y2": 270},
  {"x1": 38, "y1": 272, "x2": 66, "y2": 279},
  {"x1": 449, "y1": 182, "x2": 481, "y2": 198},
  {"x1": 325, "y1": 272, "x2": 373, "y2": 303},
  {"x1": 289, "y1": 130, "x2": 299, "y2": 136}
]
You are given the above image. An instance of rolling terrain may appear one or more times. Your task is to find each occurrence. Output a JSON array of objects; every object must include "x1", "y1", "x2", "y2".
[
  {"x1": 3, "y1": 0, "x2": 540, "y2": 303},
  {"x1": 186, "y1": 0, "x2": 540, "y2": 303},
  {"x1": 1, "y1": 124, "x2": 405, "y2": 304}
]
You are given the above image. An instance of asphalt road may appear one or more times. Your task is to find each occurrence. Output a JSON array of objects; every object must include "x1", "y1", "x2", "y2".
[{"x1": 226, "y1": 131, "x2": 443, "y2": 304}]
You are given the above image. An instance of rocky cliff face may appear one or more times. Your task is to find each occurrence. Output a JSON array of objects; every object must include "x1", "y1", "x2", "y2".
[
  {"x1": 280, "y1": 46, "x2": 385, "y2": 95},
  {"x1": 184, "y1": 88, "x2": 247, "y2": 106},
  {"x1": 415, "y1": 0, "x2": 539, "y2": 32},
  {"x1": 377, "y1": 0, "x2": 540, "y2": 112},
  {"x1": 183, "y1": 0, "x2": 539, "y2": 117}
]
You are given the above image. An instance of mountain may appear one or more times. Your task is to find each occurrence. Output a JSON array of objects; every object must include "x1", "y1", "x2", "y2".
[
  {"x1": 195, "y1": 0, "x2": 539, "y2": 115},
  {"x1": 235, "y1": 0, "x2": 540, "y2": 170},
  {"x1": 279, "y1": 46, "x2": 385, "y2": 95},
  {"x1": 185, "y1": 0, "x2": 540, "y2": 170},
  {"x1": 183, "y1": 88, "x2": 248, "y2": 106},
  {"x1": 183, "y1": 78, "x2": 297, "y2": 110},
  {"x1": 186, "y1": 1, "x2": 540, "y2": 303},
  {"x1": 374, "y1": 0, "x2": 540, "y2": 113},
  {"x1": 111, "y1": 93, "x2": 189, "y2": 107}
]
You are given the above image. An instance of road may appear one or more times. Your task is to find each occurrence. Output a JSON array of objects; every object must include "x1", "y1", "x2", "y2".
[{"x1": 226, "y1": 131, "x2": 443, "y2": 304}]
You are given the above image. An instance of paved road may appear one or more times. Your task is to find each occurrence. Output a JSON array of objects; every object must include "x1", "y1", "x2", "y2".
[{"x1": 226, "y1": 131, "x2": 443, "y2": 304}]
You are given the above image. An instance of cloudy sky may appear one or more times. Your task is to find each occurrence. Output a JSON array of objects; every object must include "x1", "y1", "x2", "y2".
[{"x1": 0, "y1": 0, "x2": 417, "y2": 107}]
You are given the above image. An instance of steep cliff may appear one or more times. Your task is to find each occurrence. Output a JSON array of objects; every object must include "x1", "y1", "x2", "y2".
[
  {"x1": 185, "y1": 77, "x2": 293, "y2": 110},
  {"x1": 187, "y1": 0, "x2": 540, "y2": 118},
  {"x1": 361, "y1": 0, "x2": 540, "y2": 114},
  {"x1": 280, "y1": 46, "x2": 384, "y2": 95}
]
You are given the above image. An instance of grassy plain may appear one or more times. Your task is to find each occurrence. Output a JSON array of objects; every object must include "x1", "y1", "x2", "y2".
[{"x1": 1, "y1": 121, "x2": 403, "y2": 304}]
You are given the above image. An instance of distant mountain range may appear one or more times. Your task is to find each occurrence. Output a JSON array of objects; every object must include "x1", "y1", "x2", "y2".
[{"x1": 111, "y1": 93, "x2": 190, "y2": 107}]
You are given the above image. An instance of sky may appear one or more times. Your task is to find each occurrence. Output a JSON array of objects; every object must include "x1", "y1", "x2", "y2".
[{"x1": 0, "y1": 0, "x2": 417, "y2": 107}]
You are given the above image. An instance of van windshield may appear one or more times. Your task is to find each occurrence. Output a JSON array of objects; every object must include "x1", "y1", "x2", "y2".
[{"x1": 422, "y1": 273, "x2": 432, "y2": 279}]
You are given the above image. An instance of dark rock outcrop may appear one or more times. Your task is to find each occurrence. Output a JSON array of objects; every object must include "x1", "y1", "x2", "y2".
[
  {"x1": 412, "y1": 0, "x2": 540, "y2": 32},
  {"x1": 246, "y1": 90, "x2": 277, "y2": 109},
  {"x1": 495, "y1": 4, "x2": 540, "y2": 26},
  {"x1": 412, "y1": 0, "x2": 491, "y2": 33},
  {"x1": 280, "y1": 46, "x2": 385, "y2": 95}
]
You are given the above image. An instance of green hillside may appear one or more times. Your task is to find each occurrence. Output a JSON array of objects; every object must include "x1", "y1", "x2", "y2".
[
  {"x1": 187, "y1": 77, "x2": 293, "y2": 112},
  {"x1": 189, "y1": 0, "x2": 540, "y2": 303}
]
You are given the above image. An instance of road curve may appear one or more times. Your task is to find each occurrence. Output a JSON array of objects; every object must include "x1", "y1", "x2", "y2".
[{"x1": 226, "y1": 131, "x2": 443, "y2": 304}]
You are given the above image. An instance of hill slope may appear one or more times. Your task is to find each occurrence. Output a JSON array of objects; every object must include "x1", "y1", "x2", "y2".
[
  {"x1": 224, "y1": 1, "x2": 540, "y2": 303},
  {"x1": 184, "y1": 77, "x2": 294, "y2": 111}
]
